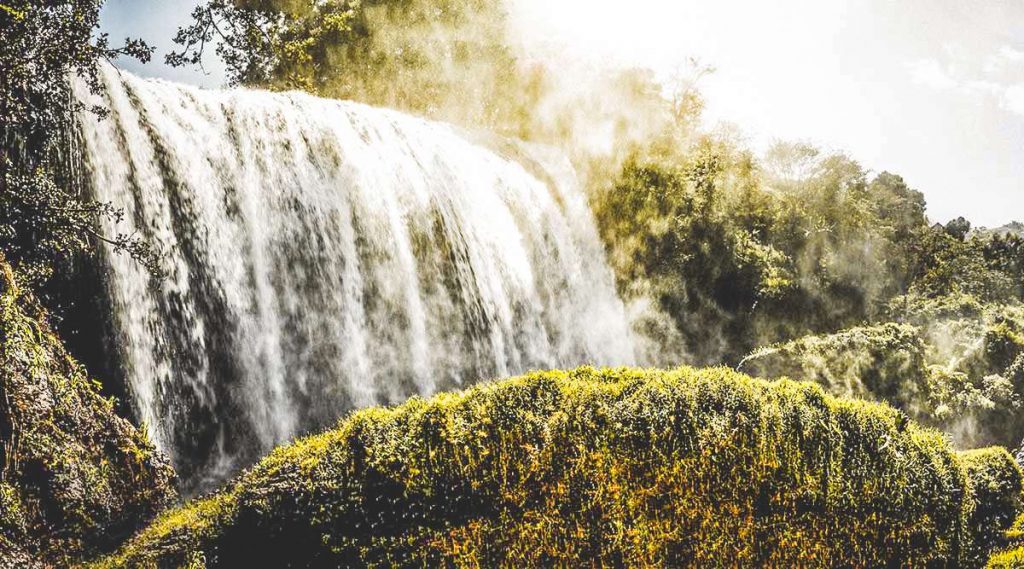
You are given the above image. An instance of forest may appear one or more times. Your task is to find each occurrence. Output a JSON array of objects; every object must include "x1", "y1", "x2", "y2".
[{"x1": 3, "y1": 0, "x2": 1024, "y2": 567}]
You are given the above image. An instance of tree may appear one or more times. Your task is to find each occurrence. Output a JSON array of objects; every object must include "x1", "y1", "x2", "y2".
[
  {"x1": 908, "y1": 225, "x2": 1018, "y2": 304},
  {"x1": 0, "y1": 0, "x2": 156, "y2": 287},
  {"x1": 167, "y1": 0, "x2": 361, "y2": 90},
  {"x1": 168, "y1": 0, "x2": 528, "y2": 131}
]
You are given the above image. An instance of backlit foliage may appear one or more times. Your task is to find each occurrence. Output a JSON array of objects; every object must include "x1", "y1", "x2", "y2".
[
  {"x1": 742, "y1": 298, "x2": 1024, "y2": 448},
  {"x1": 169, "y1": 0, "x2": 678, "y2": 147},
  {"x1": 0, "y1": 0, "x2": 157, "y2": 288},
  {"x1": 92, "y1": 366, "x2": 1019, "y2": 568},
  {"x1": 740, "y1": 323, "x2": 931, "y2": 409},
  {"x1": 170, "y1": 0, "x2": 528, "y2": 133},
  {"x1": 592, "y1": 140, "x2": 933, "y2": 365}
]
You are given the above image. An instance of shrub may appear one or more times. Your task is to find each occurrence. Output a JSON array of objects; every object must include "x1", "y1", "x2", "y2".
[
  {"x1": 739, "y1": 322, "x2": 930, "y2": 408},
  {"x1": 987, "y1": 515, "x2": 1024, "y2": 568},
  {"x1": 742, "y1": 312, "x2": 1024, "y2": 449},
  {"x1": 961, "y1": 448, "x2": 1024, "y2": 564},
  {"x1": 92, "y1": 366, "x2": 1018, "y2": 568},
  {"x1": 990, "y1": 548, "x2": 1024, "y2": 568}
]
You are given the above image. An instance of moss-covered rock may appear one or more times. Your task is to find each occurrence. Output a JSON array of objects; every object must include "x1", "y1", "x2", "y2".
[
  {"x1": 93, "y1": 366, "x2": 1018, "y2": 568},
  {"x1": 0, "y1": 255, "x2": 177, "y2": 566}
]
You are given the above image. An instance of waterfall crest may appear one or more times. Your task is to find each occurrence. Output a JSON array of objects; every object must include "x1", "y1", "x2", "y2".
[{"x1": 77, "y1": 65, "x2": 634, "y2": 490}]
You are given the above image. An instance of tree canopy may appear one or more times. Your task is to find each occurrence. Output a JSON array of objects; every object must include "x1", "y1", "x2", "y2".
[{"x1": 0, "y1": 0, "x2": 157, "y2": 287}]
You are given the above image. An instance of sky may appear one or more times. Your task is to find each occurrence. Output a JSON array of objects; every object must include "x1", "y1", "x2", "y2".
[
  {"x1": 101, "y1": 0, "x2": 1024, "y2": 227},
  {"x1": 101, "y1": 0, "x2": 224, "y2": 87}
]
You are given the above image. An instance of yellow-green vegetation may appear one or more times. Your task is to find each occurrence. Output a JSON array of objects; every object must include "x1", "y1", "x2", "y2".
[
  {"x1": 740, "y1": 323, "x2": 930, "y2": 409},
  {"x1": 741, "y1": 296, "x2": 1024, "y2": 449},
  {"x1": 962, "y1": 448, "x2": 1024, "y2": 560},
  {"x1": 989, "y1": 514, "x2": 1024, "y2": 568},
  {"x1": 591, "y1": 143, "x2": 942, "y2": 366},
  {"x1": 0, "y1": 255, "x2": 176, "y2": 566},
  {"x1": 989, "y1": 548, "x2": 1024, "y2": 568},
  {"x1": 93, "y1": 366, "x2": 1019, "y2": 568}
]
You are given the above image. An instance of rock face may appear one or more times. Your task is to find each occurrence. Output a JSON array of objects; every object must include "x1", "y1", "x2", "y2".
[
  {"x1": 94, "y1": 366, "x2": 1020, "y2": 568},
  {"x1": 0, "y1": 255, "x2": 177, "y2": 567}
]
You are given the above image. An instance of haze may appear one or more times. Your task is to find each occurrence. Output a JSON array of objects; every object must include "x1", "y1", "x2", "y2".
[{"x1": 102, "y1": 0, "x2": 1024, "y2": 226}]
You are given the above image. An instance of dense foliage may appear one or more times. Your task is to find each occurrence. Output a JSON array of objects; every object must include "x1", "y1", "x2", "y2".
[
  {"x1": 989, "y1": 514, "x2": 1024, "y2": 567},
  {"x1": 0, "y1": 0, "x2": 156, "y2": 288},
  {"x1": 0, "y1": 253, "x2": 176, "y2": 567},
  {"x1": 168, "y1": 0, "x2": 678, "y2": 149},
  {"x1": 592, "y1": 139, "x2": 980, "y2": 365},
  {"x1": 738, "y1": 294, "x2": 1024, "y2": 448},
  {"x1": 962, "y1": 448, "x2": 1024, "y2": 562},
  {"x1": 169, "y1": 0, "x2": 526, "y2": 131},
  {"x1": 740, "y1": 323, "x2": 931, "y2": 409},
  {"x1": 585, "y1": 131, "x2": 1024, "y2": 463},
  {"x1": 91, "y1": 366, "x2": 1019, "y2": 568},
  {"x1": 0, "y1": 1, "x2": 1021, "y2": 566}
]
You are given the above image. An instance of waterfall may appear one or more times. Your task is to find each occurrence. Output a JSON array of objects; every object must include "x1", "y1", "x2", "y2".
[{"x1": 76, "y1": 65, "x2": 634, "y2": 491}]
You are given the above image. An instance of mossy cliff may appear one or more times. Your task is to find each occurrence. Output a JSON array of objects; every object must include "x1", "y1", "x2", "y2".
[
  {"x1": 93, "y1": 366, "x2": 1020, "y2": 568},
  {"x1": 0, "y1": 255, "x2": 177, "y2": 567}
]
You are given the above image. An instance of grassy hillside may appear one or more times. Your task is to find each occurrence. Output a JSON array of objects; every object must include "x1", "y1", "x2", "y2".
[
  {"x1": 0, "y1": 255, "x2": 177, "y2": 567},
  {"x1": 91, "y1": 366, "x2": 1020, "y2": 568}
]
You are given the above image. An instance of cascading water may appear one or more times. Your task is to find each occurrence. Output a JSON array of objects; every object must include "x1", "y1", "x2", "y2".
[{"x1": 76, "y1": 64, "x2": 634, "y2": 491}]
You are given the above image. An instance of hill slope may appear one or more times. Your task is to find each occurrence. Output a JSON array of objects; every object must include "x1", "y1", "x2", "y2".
[
  {"x1": 0, "y1": 255, "x2": 177, "y2": 567},
  {"x1": 92, "y1": 366, "x2": 1020, "y2": 568}
]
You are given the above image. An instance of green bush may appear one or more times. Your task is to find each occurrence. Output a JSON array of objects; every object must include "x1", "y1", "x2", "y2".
[
  {"x1": 742, "y1": 308, "x2": 1024, "y2": 449},
  {"x1": 987, "y1": 515, "x2": 1024, "y2": 568},
  {"x1": 92, "y1": 366, "x2": 1018, "y2": 568},
  {"x1": 989, "y1": 548, "x2": 1024, "y2": 568},
  {"x1": 739, "y1": 322, "x2": 930, "y2": 408},
  {"x1": 961, "y1": 448, "x2": 1024, "y2": 564}
]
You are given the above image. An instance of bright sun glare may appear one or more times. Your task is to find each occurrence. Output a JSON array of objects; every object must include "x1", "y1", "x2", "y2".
[{"x1": 510, "y1": 0, "x2": 1024, "y2": 226}]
